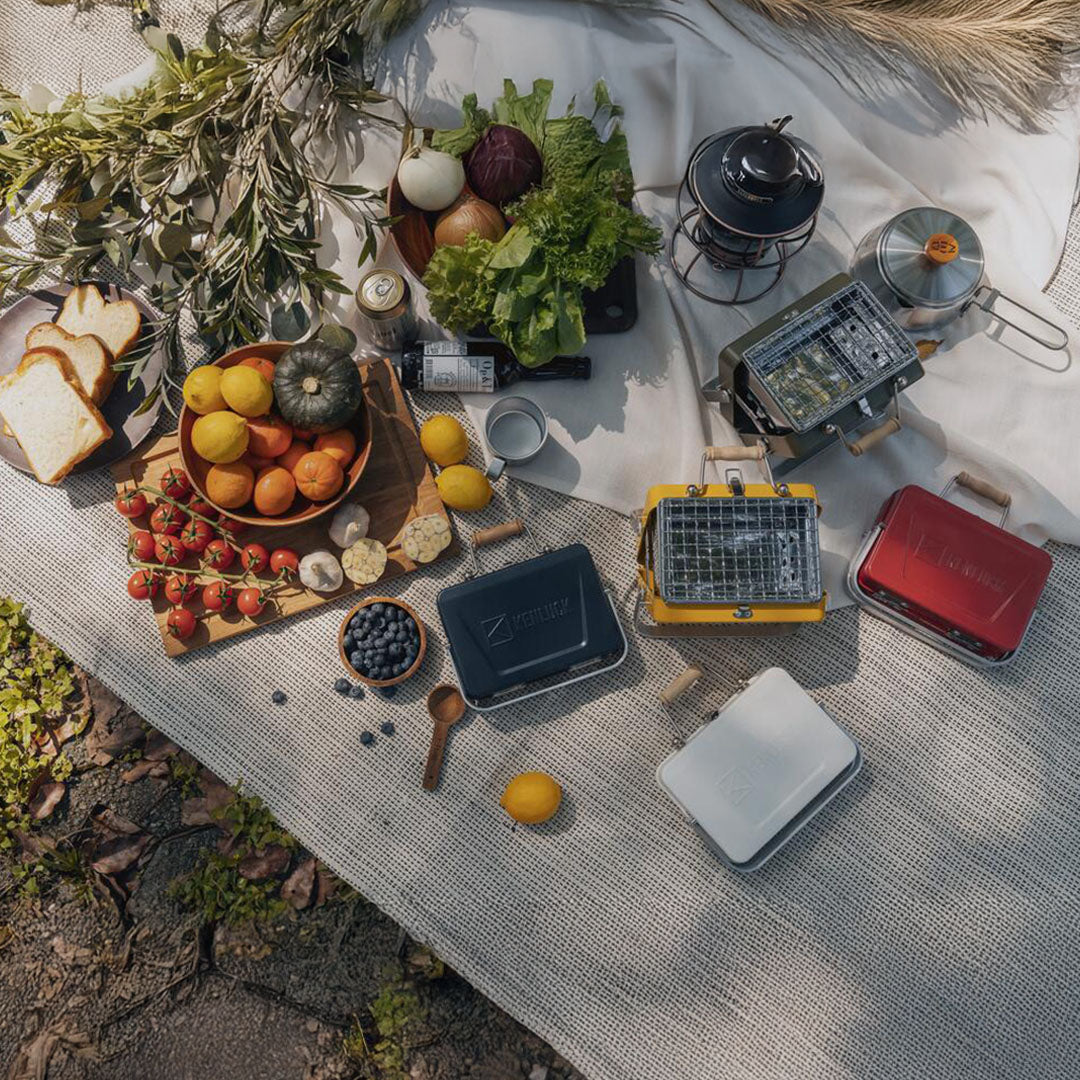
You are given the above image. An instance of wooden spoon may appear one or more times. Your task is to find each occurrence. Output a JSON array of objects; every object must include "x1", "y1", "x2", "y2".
[{"x1": 422, "y1": 684, "x2": 466, "y2": 791}]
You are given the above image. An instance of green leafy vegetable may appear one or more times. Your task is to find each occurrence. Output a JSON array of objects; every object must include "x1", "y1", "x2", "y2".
[
  {"x1": 430, "y1": 92, "x2": 492, "y2": 157},
  {"x1": 423, "y1": 80, "x2": 660, "y2": 368}
]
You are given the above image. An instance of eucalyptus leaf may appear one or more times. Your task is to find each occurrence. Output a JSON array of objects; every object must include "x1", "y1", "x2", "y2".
[
  {"x1": 271, "y1": 301, "x2": 310, "y2": 341},
  {"x1": 158, "y1": 223, "x2": 192, "y2": 261}
]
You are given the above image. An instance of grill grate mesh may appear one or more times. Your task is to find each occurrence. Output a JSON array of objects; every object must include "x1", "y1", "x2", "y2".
[
  {"x1": 655, "y1": 496, "x2": 822, "y2": 604},
  {"x1": 740, "y1": 281, "x2": 916, "y2": 433}
]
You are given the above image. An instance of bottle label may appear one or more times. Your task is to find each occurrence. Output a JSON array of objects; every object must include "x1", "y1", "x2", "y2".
[{"x1": 422, "y1": 346, "x2": 495, "y2": 393}]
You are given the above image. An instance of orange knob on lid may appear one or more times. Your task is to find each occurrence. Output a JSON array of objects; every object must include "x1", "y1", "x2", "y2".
[{"x1": 924, "y1": 232, "x2": 959, "y2": 265}]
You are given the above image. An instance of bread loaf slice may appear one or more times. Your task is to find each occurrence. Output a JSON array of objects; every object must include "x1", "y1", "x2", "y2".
[
  {"x1": 56, "y1": 284, "x2": 141, "y2": 359},
  {"x1": 25, "y1": 322, "x2": 116, "y2": 403},
  {"x1": 0, "y1": 347, "x2": 112, "y2": 484}
]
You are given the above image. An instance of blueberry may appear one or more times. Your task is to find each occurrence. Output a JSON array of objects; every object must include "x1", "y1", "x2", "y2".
[
  {"x1": 360, "y1": 731, "x2": 375, "y2": 746},
  {"x1": 334, "y1": 677, "x2": 351, "y2": 694},
  {"x1": 386, "y1": 608, "x2": 398, "y2": 622},
  {"x1": 271, "y1": 690, "x2": 286, "y2": 705},
  {"x1": 396, "y1": 630, "x2": 408, "y2": 642},
  {"x1": 347, "y1": 650, "x2": 360, "y2": 667},
  {"x1": 380, "y1": 721, "x2": 395, "y2": 736},
  {"x1": 379, "y1": 666, "x2": 392, "y2": 680},
  {"x1": 370, "y1": 603, "x2": 384, "y2": 614},
  {"x1": 404, "y1": 617, "x2": 416, "y2": 633},
  {"x1": 375, "y1": 685, "x2": 398, "y2": 700},
  {"x1": 389, "y1": 643, "x2": 403, "y2": 659},
  {"x1": 348, "y1": 683, "x2": 365, "y2": 700}
]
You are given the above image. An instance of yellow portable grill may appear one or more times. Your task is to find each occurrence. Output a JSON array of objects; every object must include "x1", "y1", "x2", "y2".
[{"x1": 636, "y1": 444, "x2": 826, "y2": 637}]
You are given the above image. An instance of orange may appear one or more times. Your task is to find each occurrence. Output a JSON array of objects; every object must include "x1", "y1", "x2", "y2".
[
  {"x1": 253, "y1": 466, "x2": 296, "y2": 517},
  {"x1": 293, "y1": 450, "x2": 344, "y2": 501},
  {"x1": 238, "y1": 355, "x2": 276, "y2": 383},
  {"x1": 314, "y1": 428, "x2": 356, "y2": 467},
  {"x1": 242, "y1": 450, "x2": 275, "y2": 472},
  {"x1": 205, "y1": 462, "x2": 254, "y2": 510},
  {"x1": 291, "y1": 426, "x2": 316, "y2": 441},
  {"x1": 276, "y1": 439, "x2": 310, "y2": 473},
  {"x1": 247, "y1": 414, "x2": 293, "y2": 459}
]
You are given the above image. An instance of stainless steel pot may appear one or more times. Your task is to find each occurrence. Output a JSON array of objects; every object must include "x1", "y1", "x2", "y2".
[{"x1": 852, "y1": 206, "x2": 1068, "y2": 351}]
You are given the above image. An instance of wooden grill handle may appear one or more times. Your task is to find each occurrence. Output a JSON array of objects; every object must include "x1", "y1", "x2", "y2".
[
  {"x1": 848, "y1": 417, "x2": 901, "y2": 457},
  {"x1": 472, "y1": 519, "x2": 524, "y2": 549},
  {"x1": 956, "y1": 472, "x2": 1012, "y2": 509},
  {"x1": 660, "y1": 666, "x2": 704, "y2": 706},
  {"x1": 704, "y1": 444, "x2": 765, "y2": 462}
]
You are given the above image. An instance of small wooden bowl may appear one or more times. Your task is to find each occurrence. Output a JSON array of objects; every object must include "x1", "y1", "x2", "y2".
[
  {"x1": 338, "y1": 596, "x2": 427, "y2": 687},
  {"x1": 387, "y1": 175, "x2": 437, "y2": 281},
  {"x1": 179, "y1": 341, "x2": 372, "y2": 529}
]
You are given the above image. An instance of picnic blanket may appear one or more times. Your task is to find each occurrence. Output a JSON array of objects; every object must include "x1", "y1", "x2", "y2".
[{"x1": 2, "y1": 3, "x2": 1080, "y2": 1079}]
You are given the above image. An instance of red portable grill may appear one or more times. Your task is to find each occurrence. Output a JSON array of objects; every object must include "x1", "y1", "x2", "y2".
[{"x1": 848, "y1": 473, "x2": 1051, "y2": 666}]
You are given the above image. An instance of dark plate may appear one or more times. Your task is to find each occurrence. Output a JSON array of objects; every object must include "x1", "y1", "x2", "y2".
[{"x1": 0, "y1": 284, "x2": 164, "y2": 478}]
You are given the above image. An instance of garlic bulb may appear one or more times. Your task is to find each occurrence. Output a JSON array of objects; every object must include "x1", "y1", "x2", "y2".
[
  {"x1": 328, "y1": 501, "x2": 370, "y2": 548},
  {"x1": 299, "y1": 550, "x2": 343, "y2": 593}
]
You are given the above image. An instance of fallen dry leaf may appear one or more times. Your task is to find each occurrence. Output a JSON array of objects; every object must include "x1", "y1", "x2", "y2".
[
  {"x1": 315, "y1": 865, "x2": 338, "y2": 908},
  {"x1": 197, "y1": 769, "x2": 235, "y2": 813},
  {"x1": 14, "y1": 831, "x2": 56, "y2": 864},
  {"x1": 29, "y1": 782, "x2": 66, "y2": 821},
  {"x1": 85, "y1": 710, "x2": 145, "y2": 765},
  {"x1": 120, "y1": 759, "x2": 159, "y2": 784},
  {"x1": 238, "y1": 845, "x2": 291, "y2": 881},
  {"x1": 281, "y1": 856, "x2": 316, "y2": 910},
  {"x1": 142, "y1": 729, "x2": 180, "y2": 762},
  {"x1": 916, "y1": 338, "x2": 943, "y2": 360},
  {"x1": 90, "y1": 833, "x2": 151, "y2": 876},
  {"x1": 89, "y1": 806, "x2": 141, "y2": 837},
  {"x1": 8, "y1": 1019, "x2": 100, "y2": 1080},
  {"x1": 180, "y1": 797, "x2": 213, "y2": 827}
]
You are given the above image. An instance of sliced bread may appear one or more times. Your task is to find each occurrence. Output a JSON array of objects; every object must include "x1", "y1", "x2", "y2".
[
  {"x1": 0, "y1": 347, "x2": 112, "y2": 484},
  {"x1": 25, "y1": 322, "x2": 116, "y2": 403},
  {"x1": 56, "y1": 284, "x2": 141, "y2": 360}
]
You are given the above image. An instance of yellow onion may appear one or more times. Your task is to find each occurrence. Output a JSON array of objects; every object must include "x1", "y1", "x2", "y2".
[{"x1": 434, "y1": 193, "x2": 506, "y2": 248}]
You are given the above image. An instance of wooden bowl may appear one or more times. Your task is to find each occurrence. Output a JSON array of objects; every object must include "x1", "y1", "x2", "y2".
[
  {"x1": 387, "y1": 174, "x2": 441, "y2": 281},
  {"x1": 338, "y1": 596, "x2": 427, "y2": 687},
  {"x1": 179, "y1": 341, "x2": 372, "y2": 529}
]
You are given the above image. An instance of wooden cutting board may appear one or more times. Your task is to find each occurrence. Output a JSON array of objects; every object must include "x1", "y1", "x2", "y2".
[{"x1": 110, "y1": 357, "x2": 452, "y2": 656}]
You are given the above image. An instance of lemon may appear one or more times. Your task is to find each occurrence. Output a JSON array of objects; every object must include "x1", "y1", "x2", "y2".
[
  {"x1": 420, "y1": 415, "x2": 468, "y2": 467},
  {"x1": 500, "y1": 772, "x2": 562, "y2": 825},
  {"x1": 220, "y1": 365, "x2": 273, "y2": 418},
  {"x1": 182, "y1": 365, "x2": 227, "y2": 415},
  {"x1": 436, "y1": 464, "x2": 491, "y2": 511},
  {"x1": 191, "y1": 410, "x2": 249, "y2": 464}
]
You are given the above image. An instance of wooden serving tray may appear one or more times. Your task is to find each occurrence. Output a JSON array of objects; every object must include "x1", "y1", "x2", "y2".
[{"x1": 110, "y1": 358, "x2": 451, "y2": 657}]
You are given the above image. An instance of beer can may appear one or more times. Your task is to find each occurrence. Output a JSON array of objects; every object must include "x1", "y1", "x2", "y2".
[{"x1": 356, "y1": 268, "x2": 416, "y2": 351}]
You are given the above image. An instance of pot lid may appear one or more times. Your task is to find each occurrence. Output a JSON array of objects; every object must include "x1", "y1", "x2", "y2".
[
  {"x1": 688, "y1": 116, "x2": 824, "y2": 239},
  {"x1": 876, "y1": 206, "x2": 984, "y2": 309}
]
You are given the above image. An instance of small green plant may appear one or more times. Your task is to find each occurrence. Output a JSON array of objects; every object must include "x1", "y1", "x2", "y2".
[
  {"x1": 367, "y1": 984, "x2": 423, "y2": 1079},
  {"x1": 11, "y1": 842, "x2": 92, "y2": 904},
  {"x1": 0, "y1": 598, "x2": 80, "y2": 851},
  {"x1": 168, "y1": 755, "x2": 200, "y2": 798},
  {"x1": 169, "y1": 782, "x2": 295, "y2": 926}
]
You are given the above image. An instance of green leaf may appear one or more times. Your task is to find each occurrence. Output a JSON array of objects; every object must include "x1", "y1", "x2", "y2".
[
  {"x1": 167, "y1": 33, "x2": 185, "y2": 61},
  {"x1": 316, "y1": 323, "x2": 357, "y2": 352},
  {"x1": 158, "y1": 223, "x2": 191, "y2": 261},
  {"x1": 270, "y1": 302, "x2": 310, "y2": 342}
]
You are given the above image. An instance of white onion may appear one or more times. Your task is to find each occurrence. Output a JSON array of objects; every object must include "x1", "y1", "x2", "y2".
[{"x1": 396, "y1": 147, "x2": 465, "y2": 212}]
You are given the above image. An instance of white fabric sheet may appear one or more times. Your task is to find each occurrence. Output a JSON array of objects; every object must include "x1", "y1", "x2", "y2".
[{"x1": 340, "y1": 0, "x2": 1080, "y2": 608}]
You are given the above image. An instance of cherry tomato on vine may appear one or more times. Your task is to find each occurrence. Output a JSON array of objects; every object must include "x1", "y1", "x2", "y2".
[
  {"x1": 180, "y1": 518, "x2": 214, "y2": 554},
  {"x1": 186, "y1": 498, "x2": 216, "y2": 521},
  {"x1": 164, "y1": 573, "x2": 198, "y2": 605},
  {"x1": 154, "y1": 534, "x2": 185, "y2": 567},
  {"x1": 161, "y1": 466, "x2": 192, "y2": 501},
  {"x1": 166, "y1": 607, "x2": 197, "y2": 640},
  {"x1": 130, "y1": 530, "x2": 156, "y2": 562},
  {"x1": 240, "y1": 543, "x2": 269, "y2": 574},
  {"x1": 115, "y1": 490, "x2": 147, "y2": 518},
  {"x1": 236, "y1": 587, "x2": 268, "y2": 617},
  {"x1": 202, "y1": 580, "x2": 236, "y2": 611},
  {"x1": 269, "y1": 548, "x2": 299, "y2": 579},
  {"x1": 204, "y1": 539, "x2": 235, "y2": 571},
  {"x1": 150, "y1": 503, "x2": 188, "y2": 536},
  {"x1": 127, "y1": 569, "x2": 159, "y2": 601},
  {"x1": 215, "y1": 516, "x2": 246, "y2": 538}
]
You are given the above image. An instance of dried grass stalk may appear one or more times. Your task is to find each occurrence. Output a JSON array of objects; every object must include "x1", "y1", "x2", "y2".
[{"x1": 724, "y1": 0, "x2": 1080, "y2": 130}]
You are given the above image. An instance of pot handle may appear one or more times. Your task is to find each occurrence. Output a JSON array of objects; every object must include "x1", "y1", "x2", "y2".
[
  {"x1": 941, "y1": 472, "x2": 1010, "y2": 527},
  {"x1": 695, "y1": 442, "x2": 777, "y2": 494},
  {"x1": 465, "y1": 519, "x2": 540, "y2": 577},
  {"x1": 971, "y1": 286, "x2": 1069, "y2": 352},
  {"x1": 660, "y1": 665, "x2": 704, "y2": 707},
  {"x1": 847, "y1": 416, "x2": 902, "y2": 457}
]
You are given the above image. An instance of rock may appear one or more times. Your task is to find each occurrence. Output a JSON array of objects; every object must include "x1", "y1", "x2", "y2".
[{"x1": 529, "y1": 1067, "x2": 549, "y2": 1080}]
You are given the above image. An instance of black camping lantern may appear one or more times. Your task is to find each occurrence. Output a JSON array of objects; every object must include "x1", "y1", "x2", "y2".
[{"x1": 670, "y1": 116, "x2": 824, "y2": 305}]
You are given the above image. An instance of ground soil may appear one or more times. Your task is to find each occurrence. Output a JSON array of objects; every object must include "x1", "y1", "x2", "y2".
[{"x1": 0, "y1": 670, "x2": 585, "y2": 1080}]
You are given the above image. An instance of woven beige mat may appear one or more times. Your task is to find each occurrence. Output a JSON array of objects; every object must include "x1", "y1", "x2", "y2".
[{"x1": 1, "y1": 5, "x2": 1079, "y2": 1078}]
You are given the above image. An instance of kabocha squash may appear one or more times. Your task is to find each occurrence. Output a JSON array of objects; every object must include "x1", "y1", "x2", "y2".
[{"x1": 273, "y1": 341, "x2": 364, "y2": 434}]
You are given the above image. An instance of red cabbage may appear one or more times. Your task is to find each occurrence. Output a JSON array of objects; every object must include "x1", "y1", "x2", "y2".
[{"x1": 464, "y1": 124, "x2": 542, "y2": 207}]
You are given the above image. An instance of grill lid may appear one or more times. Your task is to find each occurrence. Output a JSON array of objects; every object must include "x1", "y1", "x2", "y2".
[
  {"x1": 655, "y1": 494, "x2": 821, "y2": 605},
  {"x1": 876, "y1": 206, "x2": 985, "y2": 310}
]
